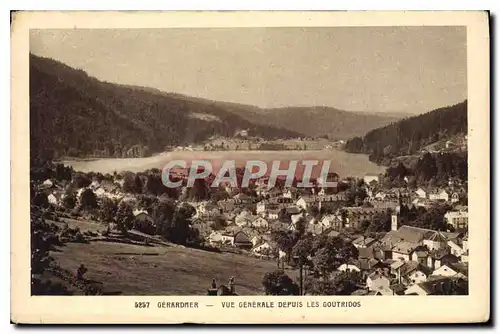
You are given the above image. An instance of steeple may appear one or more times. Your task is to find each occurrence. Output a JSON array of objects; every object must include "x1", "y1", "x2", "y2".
[{"x1": 391, "y1": 212, "x2": 400, "y2": 231}]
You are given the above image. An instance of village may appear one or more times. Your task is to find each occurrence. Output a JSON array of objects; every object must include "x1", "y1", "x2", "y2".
[{"x1": 34, "y1": 162, "x2": 469, "y2": 296}]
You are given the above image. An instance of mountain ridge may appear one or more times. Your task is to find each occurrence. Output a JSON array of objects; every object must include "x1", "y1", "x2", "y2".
[{"x1": 30, "y1": 54, "x2": 405, "y2": 159}]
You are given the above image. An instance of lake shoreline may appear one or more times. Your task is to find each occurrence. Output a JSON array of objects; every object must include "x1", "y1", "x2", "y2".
[{"x1": 62, "y1": 149, "x2": 386, "y2": 178}]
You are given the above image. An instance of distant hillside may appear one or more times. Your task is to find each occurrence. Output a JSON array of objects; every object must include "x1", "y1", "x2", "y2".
[
  {"x1": 125, "y1": 86, "x2": 403, "y2": 140},
  {"x1": 203, "y1": 104, "x2": 401, "y2": 140},
  {"x1": 344, "y1": 100, "x2": 467, "y2": 165},
  {"x1": 30, "y1": 55, "x2": 300, "y2": 160}
]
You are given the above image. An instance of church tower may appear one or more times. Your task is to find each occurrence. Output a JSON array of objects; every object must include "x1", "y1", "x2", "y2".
[{"x1": 391, "y1": 213, "x2": 400, "y2": 231}]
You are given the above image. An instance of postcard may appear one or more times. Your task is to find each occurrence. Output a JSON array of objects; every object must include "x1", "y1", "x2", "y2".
[{"x1": 11, "y1": 10, "x2": 490, "y2": 324}]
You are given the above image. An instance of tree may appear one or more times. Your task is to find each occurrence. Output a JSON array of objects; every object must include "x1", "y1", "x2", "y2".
[
  {"x1": 413, "y1": 204, "x2": 450, "y2": 231},
  {"x1": 115, "y1": 201, "x2": 135, "y2": 235},
  {"x1": 210, "y1": 215, "x2": 228, "y2": 231},
  {"x1": 294, "y1": 217, "x2": 307, "y2": 238},
  {"x1": 332, "y1": 271, "x2": 363, "y2": 295},
  {"x1": 31, "y1": 206, "x2": 71, "y2": 295},
  {"x1": 312, "y1": 237, "x2": 358, "y2": 278},
  {"x1": 167, "y1": 204, "x2": 197, "y2": 245},
  {"x1": 62, "y1": 193, "x2": 77, "y2": 210},
  {"x1": 273, "y1": 230, "x2": 297, "y2": 264},
  {"x1": 133, "y1": 174, "x2": 144, "y2": 194},
  {"x1": 80, "y1": 189, "x2": 98, "y2": 210},
  {"x1": 366, "y1": 211, "x2": 391, "y2": 233},
  {"x1": 144, "y1": 173, "x2": 165, "y2": 196},
  {"x1": 291, "y1": 234, "x2": 314, "y2": 268},
  {"x1": 99, "y1": 197, "x2": 118, "y2": 223},
  {"x1": 262, "y1": 269, "x2": 300, "y2": 295},
  {"x1": 122, "y1": 173, "x2": 141, "y2": 194},
  {"x1": 72, "y1": 173, "x2": 91, "y2": 188},
  {"x1": 54, "y1": 163, "x2": 73, "y2": 181},
  {"x1": 152, "y1": 199, "x2": 175, "y2": 237},
  {"x1": 32, "y1": 192, "x2": 49, "y2": 208}
]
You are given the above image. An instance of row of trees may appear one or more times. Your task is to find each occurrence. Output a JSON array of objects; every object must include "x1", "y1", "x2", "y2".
[{"x1": 385, "y1": 153, "x2": 467, "y2": 188}]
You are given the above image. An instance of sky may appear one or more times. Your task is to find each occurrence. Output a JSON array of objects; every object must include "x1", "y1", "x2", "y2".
[{"x1": 30, "y1": 27, "x2": 467, "y2": 114}]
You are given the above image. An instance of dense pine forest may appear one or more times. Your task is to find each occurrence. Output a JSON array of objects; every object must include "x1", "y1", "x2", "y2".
[{"x1": 344, "y1": 100, "x2": 467, "y2": 165}]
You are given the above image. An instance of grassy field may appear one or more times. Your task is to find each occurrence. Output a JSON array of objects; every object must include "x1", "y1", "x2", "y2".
[{"x1": 50, "y1": 238, "x2": 295, "y2": 296}]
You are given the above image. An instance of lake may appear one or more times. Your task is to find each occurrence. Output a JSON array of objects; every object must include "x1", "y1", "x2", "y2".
[{"x1": 63, "y1": 149, "x2": 385, "y2": 179}]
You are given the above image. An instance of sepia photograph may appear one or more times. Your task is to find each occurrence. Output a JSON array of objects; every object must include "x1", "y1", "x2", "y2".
[{"x1": 11, "y1": 11, "x2": 490, "y2": 324}]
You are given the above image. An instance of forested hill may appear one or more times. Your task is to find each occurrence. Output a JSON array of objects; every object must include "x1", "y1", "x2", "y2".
[
  {"x1": 30, "y1": 54, "x2": 301, "y2": 160},
  {"x1": 344, "y1": 100, "x2": 467, "y2": 165}
]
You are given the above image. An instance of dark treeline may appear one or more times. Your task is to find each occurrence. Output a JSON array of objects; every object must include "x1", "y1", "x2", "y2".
[
  {"x1": 385, "y1": 152, "x2": 468, "y2": 187},
  {"x1": 344, "y1": 100, "x2": 467, "y2": 165},
  {"x1": 30, "y1": 54, "x2": 301, "y2": 160}
]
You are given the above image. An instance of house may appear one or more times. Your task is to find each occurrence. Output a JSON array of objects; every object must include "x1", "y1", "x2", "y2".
[
  {"x1": 431, "y1": 264, "x2": 459, "y2": 278},
  {"x1": 323, "y1": 228, "x2": 342, "y2": 238},
  {"x1": 251, "y1": 217, "x2": 269, "y2": 229},
  {"x1": 366, "y1": 271, "x2": 391, "y2": 292},
  {"x1": 235, "y1": 210, "x2": 253, "y2": 227},
  {"x1": 232, "y1": 192, "x2": 255, "y2": 205},
  {"x1": 429, "y1": 189, "x2": 450, "y2": 202},
  {"x1": 320, "y1": 214, "x2": 343, "y2": 230},
  {"x1": 450, "y1": 192, "x2": 460, "y2": 203},
  {"x1": 381, "y1": 225, "x2": 457, "y2": 257},
  {"x1": 39, "y1": 179, "x2": 54, "y2": 190},
  {"x1": 364, "y1": 174, "x2": 379, "y2": 185},
  {"x1": 415, "y1": 188, "x2": 427, "y2": 199},
  {"x1": 218, "y1": 200, "x2": 236, "y2": 213},
  {"x1": 412, "y1": 198, "x2": 434, "y2": 208},
  {"x1": 462, "y1": 233, "x2": 469, "y2": 253},
  {"x1": 291, "y1": 212, "x2": 304, "y2": 225},
  {"x1": 285, "y1": 206, "x2": 302, "y2": 215},
  {"x1": 256, "y1": 200, "x2": 270, "y2": 215},
  {"x1": 411, "y1": 250, "x2": 429, "y2": 266},
  {"x1": 220, "y1": 230, "x2": 252, "y2": 248},
  {"x1": 404, "y1": 276, "x2": 460, "y2": 295},
  {"x1": 317, "y1": 188, "x2": 327, "y2": 196},
  {"x1": 351, "y1": 289, "x2": 369, "y2": 296},
  {"x1": 432, "y1": 262, "x2": 468, "y2": 279},
  {"x1": 390, "y1": 260, "x2": 406, "y2": 279},
  {"x1": 208, "y1": 231, "x2": 224, "y2": 245},
  {"x1": 461, "y1": 251, "x2": 469, "y2": 263},
  {"x1": 391, "y1": 241, "x2": 418, "y2": 261},
  {"x1": 448, "y1": 240, "x2": 465, "y2": 257},
  {"x1": 94, "y1": 187, "x2": 107, "y2": 198},
  {"x1": 444, "y1": 211, "x2": 468, "y2": 230},
  {"x1": 307, "y1": 221, "x2": 324, "y2": 235},
  {"x1": 371, "y1": 200, "x2": 400, "y2": 210},
  {"x1": 423, "y1": 231, "x2": 449, "y2": 251},
  {"x1": 197, "y1": 202, "x2": 220, "y2": 216},
  {"x1": 47, "y1": 193, "x2": 60, "y2": 206},
  {"x1": 90, "y1": 180, "x2": 100, "y2": 189},
  {"x1": 343, "y1": 207, "x2": 387, "y2": 230},
  {"x1": 338, "y1": 258, "x2": 381, "y2": 278},
  {"x1": 252, "y1": 241, "x2": 277, "y2": 256},
  {"x1": 337, "y1": 263, "x2": 361, "y2": 273},
  {"x1": 251, "y1": 235, "x2": 263, "y2": 247},
  {"x1": 282, "y1": 188, "x2": 298, "y2": 199},
  {"x1": 267, "y1": 208, "x2": 281, "y2": 220},
  {"x1": 352, "y1": 236, "x2": 377, "y2": 249},
  {"x1": 296, "y1": 196, "x2": 316, "y2": 210},
  {"x1": 427, "y1": 250, "x2": 459, "y2": 270},
  {"x1": 398, "y1": 261, "x2": 432, "y2": 286},
  {"x1": 133, "y1": 211, "x2": 155, "y2": 225}
]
